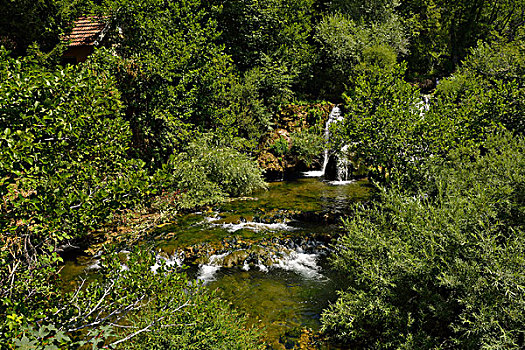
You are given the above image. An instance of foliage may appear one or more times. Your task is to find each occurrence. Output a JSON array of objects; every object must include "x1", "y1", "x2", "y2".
[
  {"x1": 4, "y1": 249, "x2": 264, "y2": 349},
  {"x1": 217, "y1": 0, "x2": 316, "y2": 81},
  {"x1": 0, "y1": 0, "x2": 73, "y2": 55},
  {"x1": 0, "y1": 52, "x2": 264, "y2": 348},
  {"x1": 336, "y1": 64, "x2": 427, "y2": 181},
  {"x1": 322, "y1": 132, "x2": 525, "y2": 348},
  {"x1": 269, "y1": 136, "x2": 290, "y2": 157},
  {"x1": 95, "y1": 0, "x2": 236, "y2": 164},
  {"x1": 398, "y1": 0, "x2": 525, "y2": 76},
  {"x1": 0, "y1": 50, "x2": 145, "y2": 347},
  {"x1": 328, "y1": 0, "x2": 400, "y2": 23},
  {"x1": 314, "y1": 12, "x2": 408, "y2": 97},
  {"x1": 290, "y1": 129, "x2": 325, "y2": 167},
  {"x1": 338, "y1": 61, "x2": 510, "y2": 184},
  {"x1": 436, "y1": 37, "x2": 525, "y2": 134},
  {"x1": 0, "y1": 50, "x2": 148, "y2": 242},
  {"x1": 222, "y1": 64, "x2": 292, "y2": 146},
  {"x1": 155, "y1": 136, "x2": 266, "y2": 209},
  {"x1": 357, "y1": 45, "x2": 398, "y2": 72}
]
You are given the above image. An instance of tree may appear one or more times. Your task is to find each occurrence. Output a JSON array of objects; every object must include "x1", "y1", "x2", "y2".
[
  {"x1": 398, "y1": 0, "x2": 525, "y2": 76},
  {"x1": 217, "y1": 0, "x2": 316, "y2": 79},
  {"x1": 335, "y1": 64, "x2": 435, "y2": 182},
  {"x1": 0, "y1": 0, "x2": 95, "y2": 56},
  {"x1": 0, "y1": 49, "x2": 145, "y2": 347},
  {"x1": 436, "y1": 36, "x2": 525, "y2": 135},
  {"x1": 314, "y1": 12, "x2": 408, "y2": 98},
  {"x1": 96, "y1": 0, "x2": 236, "y2": 163},
  {"x1": 0, "y1": 48, "x2": 264, "y2": 349}
]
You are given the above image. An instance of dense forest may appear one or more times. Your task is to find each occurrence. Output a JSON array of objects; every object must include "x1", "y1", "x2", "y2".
[{"x1": 1, "y1": 0, "x2": 525, "y2": 348}]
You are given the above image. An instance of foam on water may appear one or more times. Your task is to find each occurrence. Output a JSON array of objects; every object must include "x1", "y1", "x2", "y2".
[
  {"x1": 214, "y1": 221, "x2": 295, "y2": 233},
  {"x1": 87, "y1": 261, "x2": 101, "y2": 270},
  {"x1": 302, "y1": 170, "x2": 325, "y2": 178},
  {"x1": 203, "y1": 215, "x2": 219, "y2": 223},
  {"x1": 327, "y1": 180, "x2": 356, "y2": 186},
  {"x1": 257, "y1": 262, "x2": 269, "y2": 272},
  {"x1": 273, "y1": 251, "x2": 322, "y2": 279},
  {"x1": 151, "y1": 252, "x2": 184, "y2": 273},
  {"x1": 197, "y1": 252, "x2": 229, "y2": 283},
  {"x1": 197, "y1": 265, "x2": 221, "y2": 283}
]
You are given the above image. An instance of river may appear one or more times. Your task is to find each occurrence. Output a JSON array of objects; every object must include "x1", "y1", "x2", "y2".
[{"x1": 62, "y1": 177, "x2": 372, "y2": 348}]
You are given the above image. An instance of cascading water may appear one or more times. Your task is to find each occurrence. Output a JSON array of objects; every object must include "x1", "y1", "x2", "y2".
[
  {"x1": 334, "y1": 144, "x2": 351, "y2": 182},
  {"x1": 303, "y1": 105, "x2": 346, "y2": 179},
  {"x1": 321, "y1": 106, "x2": 343, "y2": 175},
  {"x1": 60, "y1": 177, "x2": 373, "y2": 349},
  {"x1": 417, "y1": 95, "x2": 431, "y2": 116}
]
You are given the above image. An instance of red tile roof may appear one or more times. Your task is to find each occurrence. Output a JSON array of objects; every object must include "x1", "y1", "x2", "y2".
[{"x1": 64, "y1": 17, "x2": 107, "y2": 47}]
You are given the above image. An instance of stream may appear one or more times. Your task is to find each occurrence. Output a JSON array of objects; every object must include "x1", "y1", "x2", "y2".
[{"x1": 61, "y1": 177, "x2": 372, "y2": 349}]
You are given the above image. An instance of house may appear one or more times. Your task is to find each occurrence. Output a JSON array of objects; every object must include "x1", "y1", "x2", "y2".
[{"x1": 62, "y1": 16, "x2": 108, "y2": 64}]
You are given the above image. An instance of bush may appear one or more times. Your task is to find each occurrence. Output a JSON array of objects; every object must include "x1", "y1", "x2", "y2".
[
  {"x1": 357, "y1": 44, "x2": 398, "y2": 71},
  {"x1": 435, "y1": 38, "x2": 525, "y2": 135},
  {"x1": 107, "y1": 251, "x2": 264, "y2": 350},
  {"x1": 269, "y1": 135, "x2": 290, "y2": 157},
  {"x1": 322, "y1": 132, "x2": 525, "y2": 348},
  {"x1": 155, "y1": 136, "x2": 266, "y2": 208},
  {"x1": 0, "y1": 50, "x2": 148, "y2": 348},
  {"x1": 0, "y1": 50, "x2": 148, "y2": 241},
  {"x1": 5, "y1": 249, "x2": 264, "y2": 349}
]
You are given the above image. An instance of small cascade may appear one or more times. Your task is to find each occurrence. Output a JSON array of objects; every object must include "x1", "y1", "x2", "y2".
[
  {"x1": 303, "y1": 105, "x2": 343, "y2": 178},
  {"x1": 210, "y1": 220, "x2": 295, "y2": 233},
  {"x1": 332, "y1": 144, "x2": 351, "y2": 183},
  {"x1": 151, "y1": 252, "x2": 184, "y2": 273},
  {"x1": 195, "y1": 238, "x2": 331, "y2": 284},
  {"x1": 307, "y1": 105, "x2": 354, "y2": 183},
  {"x1": 197, "y1": 252, "x2": 229, "y2": 283},
  {"x1": 274, "y1": 251, "x2": 322, "y2": 279},
  {"x1": 321, "y1": 106, "x2": 343, "y2": 174}
]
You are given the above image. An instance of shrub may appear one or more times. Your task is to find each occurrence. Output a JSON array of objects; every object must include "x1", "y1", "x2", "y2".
[
  {"x1": 0, "y1": 50, "x2": 148, "y2": 348},
  {"x1": 314, "y1": 12, "x2": 408, "y2": 97},
  {"x1": 5, "y1": 249, "x2": 264, "y2": 349},
  {"x1": 322, "y1": 132, "x2": 525, "y2": 348},
  {"x1": 435, "y1": 38, "x2": 525, "y2": 135},
  {"x1": 269, "y1": 135, "x2": 290, "y2": 157},
  {"x1": 155, "y1": 136, "x2": 266, "y2": 208}
]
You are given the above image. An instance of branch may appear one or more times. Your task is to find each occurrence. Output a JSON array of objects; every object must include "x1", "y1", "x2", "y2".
[{"x1": 107, "y1": 300, "x2": 190, "y2": 347}]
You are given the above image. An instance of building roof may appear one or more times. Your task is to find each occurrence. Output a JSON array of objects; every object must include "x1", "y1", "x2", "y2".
[{"x1": 64, "y1": 16, "x2": 107, "y2": 47}]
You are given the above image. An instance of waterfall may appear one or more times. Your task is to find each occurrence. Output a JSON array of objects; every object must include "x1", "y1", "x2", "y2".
[
  {"x1": 321, "y1": 106, "x2": 343, "y2": 174},
  {"x1": 335, "y1": 144, "x2": 350, "y2": 181},
  {"x1": 304, "y1": 105, "x2": 343, "y2": 178}
]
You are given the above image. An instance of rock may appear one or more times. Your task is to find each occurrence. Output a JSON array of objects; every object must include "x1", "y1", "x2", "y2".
[{"x1": 221, "y1": 250, "x2": 249, "y2": 268}]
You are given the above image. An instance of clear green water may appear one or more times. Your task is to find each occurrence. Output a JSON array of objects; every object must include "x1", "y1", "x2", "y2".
[
  {"x1": 157, "y1": 178, "x2": 372, "y2": 348},
  {"x1": 61, "y1": 178, "x2": 372, "y2": 349},
  {"x1": 155, "y1": 178, "x2": 372, "y2": 250}
]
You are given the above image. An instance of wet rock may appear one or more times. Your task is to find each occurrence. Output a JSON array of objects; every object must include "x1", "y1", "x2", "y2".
[{"x1": 221, "y1": 250, "x2": 249, "y2": 268}]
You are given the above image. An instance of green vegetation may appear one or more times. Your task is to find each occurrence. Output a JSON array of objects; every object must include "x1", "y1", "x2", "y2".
[
  {"x1": 0, "y1": 34, "x2": 264, "y2": 348},
  {"x1": 322, "y1": 133, "x2": 525, "y2": 348},
  {"x1": 2, "y1": 0, "x2": 525, "y2": 347},
  {"x1": 322, "y1": 37, "x2": 525, "y2": 349}
]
